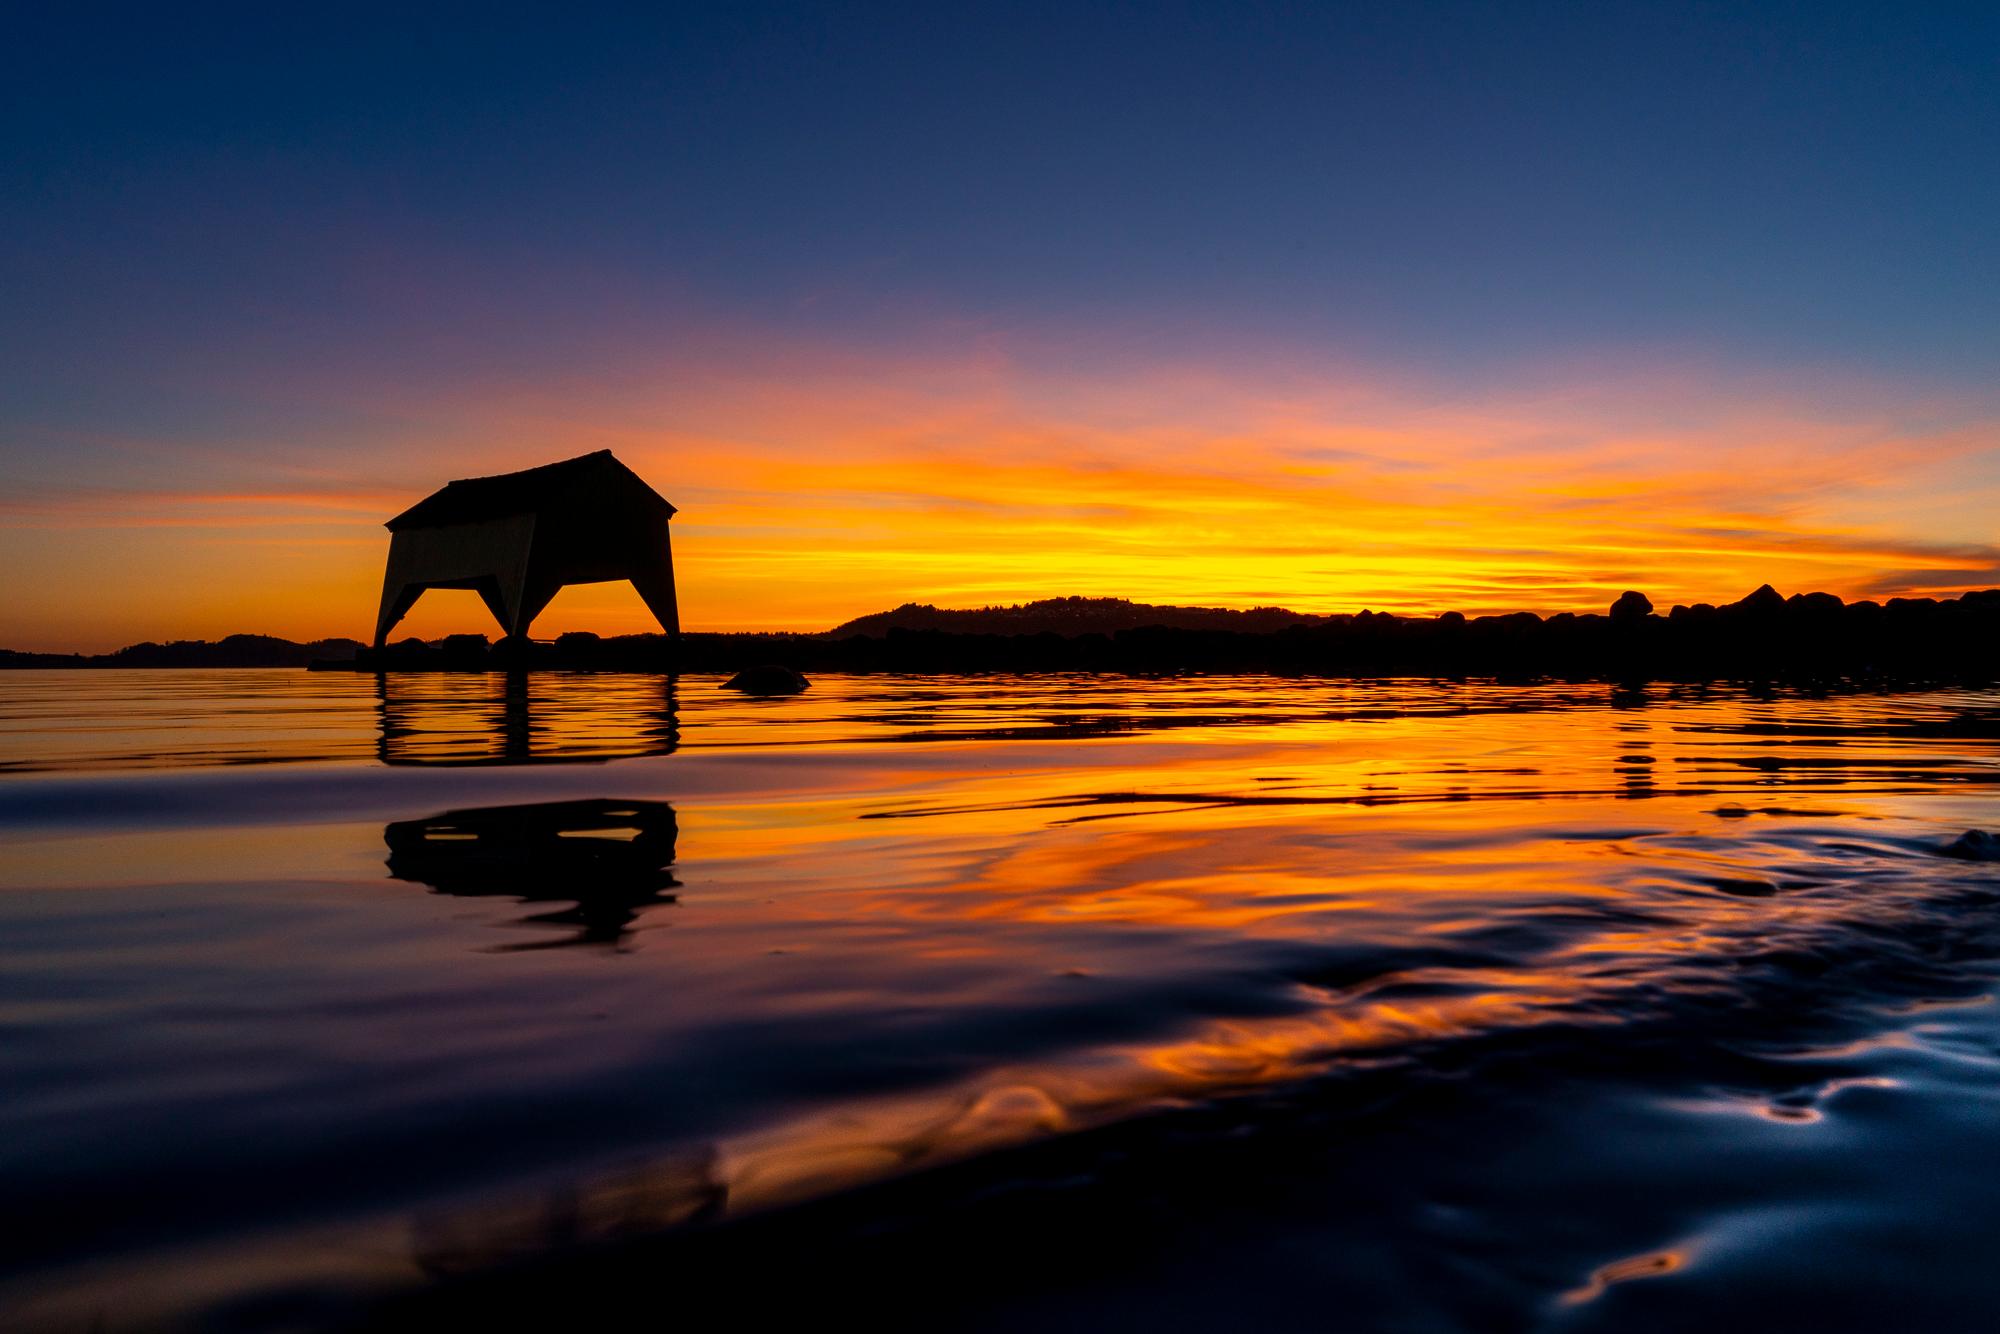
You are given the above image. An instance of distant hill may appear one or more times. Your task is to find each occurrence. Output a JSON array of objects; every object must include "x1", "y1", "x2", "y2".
[
  {"x1": 827, "y1": 596, "x2": 1342, "y2": 638},
  {"x1": 0, "y1": 635, "x2": 364, "y2": 668}
]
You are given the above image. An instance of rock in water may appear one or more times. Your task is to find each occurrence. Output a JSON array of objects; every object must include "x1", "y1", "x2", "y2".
[
  {"x1": 1939, "y1": 830, "x2": 2000, "y2": 861},
  {"x1": 725, "y1": 665, "x2": 810, "y2": 696}
]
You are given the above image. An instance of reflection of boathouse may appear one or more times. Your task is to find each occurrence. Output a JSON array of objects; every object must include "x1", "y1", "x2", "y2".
[
  {"x1": 374, "y1": 672, "x2": 678, "y2": 766},
  {"x1": 385, "y1": 799, "x2": 679, "y2": 948},
  {"x1": 374, "y1": 450, "x2": 679, "y2": 646}
]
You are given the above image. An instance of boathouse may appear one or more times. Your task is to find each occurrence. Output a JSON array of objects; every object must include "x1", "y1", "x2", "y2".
[{"x1": 373, "y1": 450, "x2": 679, "y2": 645}]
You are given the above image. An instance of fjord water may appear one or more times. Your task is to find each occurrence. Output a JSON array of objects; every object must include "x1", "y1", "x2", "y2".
[{"x1": 3, "y1": 671, "x2": 1999, "y2": 1330}]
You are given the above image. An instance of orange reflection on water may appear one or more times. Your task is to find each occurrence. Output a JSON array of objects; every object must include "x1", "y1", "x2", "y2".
[{"x1": 3, "y1": 672, "x2": 1998, "y2": 1325}]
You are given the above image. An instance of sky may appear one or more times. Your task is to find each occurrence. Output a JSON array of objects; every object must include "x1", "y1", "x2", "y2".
[{"x1": 3, "y1": 1, "x2": 1996, "y2": 651}]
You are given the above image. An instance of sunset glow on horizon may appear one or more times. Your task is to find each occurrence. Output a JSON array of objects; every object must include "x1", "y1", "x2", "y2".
[{"x1": 4, "y1": 337, "x2": 1996, "y2": 652}]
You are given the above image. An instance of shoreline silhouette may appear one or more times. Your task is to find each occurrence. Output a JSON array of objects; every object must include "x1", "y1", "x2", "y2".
[{"x1": 5, "y1": 586, "x2": 1997, "y2": 681}]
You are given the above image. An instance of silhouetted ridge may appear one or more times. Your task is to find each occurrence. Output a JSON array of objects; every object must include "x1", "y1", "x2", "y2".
[
  {"x1": 829, "y1": 597, "x2": 1332, "y2": 638},
  {"x1": 0, "y1": 635, "x2": 363, "y2": 669},
  {"x1": 324, "y1": 586, "x2": 2000, "y2": 681},
  {"x1": 10, "y1": 587, "x2": 2000, "y2": 679}
]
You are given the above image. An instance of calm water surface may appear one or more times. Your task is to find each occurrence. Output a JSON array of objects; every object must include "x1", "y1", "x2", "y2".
[{"x1": 3, "y1": 670, "x2": 1999, "y2": 1331}]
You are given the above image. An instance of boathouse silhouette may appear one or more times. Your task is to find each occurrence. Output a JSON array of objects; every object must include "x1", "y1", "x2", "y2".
[{"x1": 374, "y1": 450, "x2": 679, "y2": 646}]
